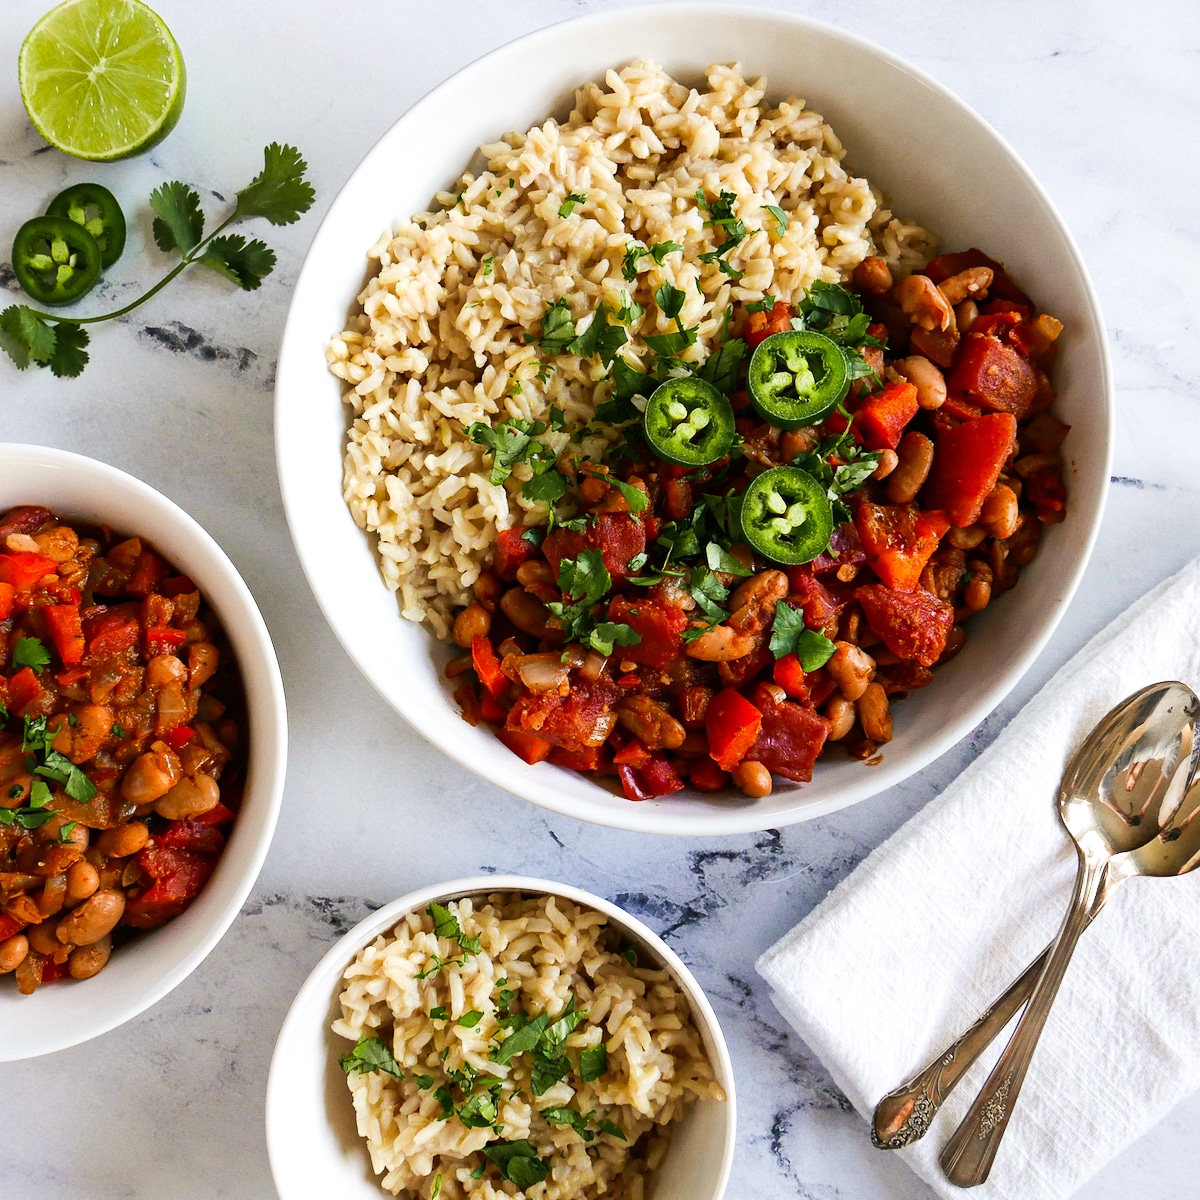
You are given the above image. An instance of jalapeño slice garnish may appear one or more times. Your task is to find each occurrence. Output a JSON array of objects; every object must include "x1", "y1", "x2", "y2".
[
  {"x1": 46, "y1": 182, "x2": 127, "y2": 269},
  {"x1": 747, "y1": 330, "x2": 849, "y2": 429},
  {"x1": 740, "y1": 465, "x2": 833, "y2": 565},
  {"x1": 643, "y1": 376, "x2": 735, "y2": 467},
  {"x1": 11, "y1": 215, "x2": 103, "y2": 307}
]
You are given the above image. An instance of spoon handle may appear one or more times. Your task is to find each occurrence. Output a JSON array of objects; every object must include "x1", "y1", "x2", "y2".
[
  {"x1": 871, "y1": 952, "x2": 1046, "y2": 1149},
  {"x1": 939, "y1": 854, "x2": 1108, "y2": 1187}
]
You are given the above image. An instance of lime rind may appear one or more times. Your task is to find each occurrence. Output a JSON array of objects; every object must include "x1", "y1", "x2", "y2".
[{"x1": 18, "y1": 0, "x2": 186, "y2": 162}]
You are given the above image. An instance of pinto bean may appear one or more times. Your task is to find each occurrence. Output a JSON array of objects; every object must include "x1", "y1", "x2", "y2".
[
  {"x1": 857, "y1": 683, "x2": 893, "y2": 744},
  {"x1": 937, "y1": 266, "x2": 993, "y2": 305},
  {"x1": 121, "y1": 743, "x2": 183, "y2": 805},
  {"x1": 893, "y1": 355, "x2": 947, "y2": 410},
  {"x1": 28, "y1": 920, "x2": 62, "y2": 956},
  {"x1": 515, "y1": 561, "x2": 555, "y2": 588},
  {"x1": 68, "y1": 935, "x2": 112, "y2": 980},
  {"x1": 886, "y1": 432, "x2": 934, "y2": 504},
  {"x1": 0, "y1": 934, "x2": 29, "y2": 974},
  {"x1": 146, "y1": 654, "x2": 188, "y2": 687},
  {"x1": 95, "y1": 821, "x2": 149, "y2": 859},
  {"x1": 852, "y1": 255, "x2": 894, "y2": 295},
  {"x1": 947, "y1": 524, "x2": 988, "y2": 550},
  {"x1": 964, "y1": 562, "x2": 994, "y2": 613},
  {"x1": 955, "y1": 299, "x2": 979, "y2": 333},
  {"x1": 51, "y1": 704, "x2": 114, "y2": 764},
  {"x1": 472, "y1": 570, "x2": 503, "y2": 613},
  {"x1": 872, "y1": 449, "x2": 899, "y2": 480},
  {"x1": 56, "y1": 889, "x2": 125, "y2": 946},
  {"x1": 154, "y1": 773, "x2": 221, "y2": 820},
  {"x1": 826, "y1": 642, "x2": 876, "y2": 702},
  {"x1": 824, "y1": 696, "x2": 857, "y2": 741},
  {"x1": 685, "y1": 623, "x2": 757, "y2": 662},
  {"x1": 980, "y1": 484, "x2": 1019, "y2": 540},
  {"x1": 732, "y1": 760, "x2": 773, "y2": 798},
  {"x1": 65, "y1": 860, "x2": 100, "y2": 904},
  {"x1": 500, "y1": 587, "x2": 562, "y2": 641},
  {"x1": 729, "y1": 570, "x2": 788, "y2": 616},
  {"x1": 453, "y1": 602, "x2": 492, "y2": 648},
  {"x1": 895, "y1": 274, "x2": 955, "y2": 333},
  {"x1": 617, "y1": 696, "x2": 686, "y2": 751},
  {"x1": 940, "y1": 625, "x2": 967, "y2": 662}
]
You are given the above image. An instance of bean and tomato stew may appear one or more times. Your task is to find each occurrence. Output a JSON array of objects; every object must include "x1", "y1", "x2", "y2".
[
  {"x1": 0, "y1": 506, "x2": 245, "y2": 993},
  {"x1": 450, "y1": 250, "x2": 1069, "y2": 802}
]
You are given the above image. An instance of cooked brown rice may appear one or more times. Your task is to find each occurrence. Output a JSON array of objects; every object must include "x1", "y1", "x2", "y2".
[
  {"x1": 328, "y1": 60, "x2": 934, "y2": 639},
  {"x1": 332, "y1": 892, "x2": 723, "y2": 1199}
]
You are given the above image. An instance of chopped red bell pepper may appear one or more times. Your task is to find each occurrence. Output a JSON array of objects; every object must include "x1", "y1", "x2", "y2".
[
  {"x1": 854, "y1": 381, "x2": 920, "y2": 451},
  {"x1": 497, "y1": 727, "x2": 554, "y2": 765},
  {"x1": 145, "y1": 625, "x2": 187, "y2": 657},
  {"x1": 855, "y1": 503, "x2": 950, "y2": 592},
  {"x1": 0, "y1": 581, "x2": 13, "y2": 620},
  {"x1": 947, "y1": 334, "x2": 1037, "y2": 418},
  {"x1": 471, "y1": 635, "x2": 508, "y2": 700},
  {"x1": 160, "y1": 575, "x2": 197, "y2": 597},
  {"x1": 772, "y1": 653, "x2": 809, "y2": 700},
  {"x1": 162, "y1": 724, "x2": 195, "y2": 752},
  {"x1": 548, "y1": 744, "x2": 601, "y2": 772},
  {"x1": 0, "y1": 551, "x2": 57, "y2": 592},
  {"x1": 454, "y1": 681, "x2": 482, "y2": 725},
  {"x1": 706, "y1": 689, "x2": 762, "y2": 772},
  {"x1": 40, "y1": 957, "x2": 66, "y2": 983},
  {"x1": 613, "y1": 737, "x2": 652, "y2": 769},
  {"x1": 921, "y1": 412, "x2": 1017, "y2": 527},
  {"x1": 194, "y1": 802, "x2": 236, "y2": 827},
  {"x1": 42, "y1": 603, "x2": 85, "y2": 665},
  {"x1": 856, "y1": 584, "x2": 955, "y2": 667},
  {"x1": 617, "y1": 763, "x2": 650, "y2": 801},
  {"x1": 479, "y1": 690, "x2": 507, "y2": 724},
  {"x1": 617, "y1": 754, "x2": 685, "y2": 801},
  {"x1": 688, "y1": 758, "x2": 728, "y2": 792}
]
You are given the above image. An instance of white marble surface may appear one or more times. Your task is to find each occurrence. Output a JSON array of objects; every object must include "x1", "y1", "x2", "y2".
[{"x1": 1, "y1": 1, "x2": 1198, "y2": 1197}]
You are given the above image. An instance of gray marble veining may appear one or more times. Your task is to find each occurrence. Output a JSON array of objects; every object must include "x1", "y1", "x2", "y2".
[{"x1": 2, "y1": 1, "x2": 1199, "y2": 1197}]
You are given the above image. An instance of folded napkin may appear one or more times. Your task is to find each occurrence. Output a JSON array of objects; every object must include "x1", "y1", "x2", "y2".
[{"x1": 757, "y1": 555, "x2": 1200, "y2": 1200}]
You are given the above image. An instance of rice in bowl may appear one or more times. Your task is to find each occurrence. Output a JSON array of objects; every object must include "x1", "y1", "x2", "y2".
[
  {"x1": 328, "y1": 60, "x2": 934, "y2": 639},
  {"x1": 332, "y1": 892, "x2": 724, "y2": 1199}
]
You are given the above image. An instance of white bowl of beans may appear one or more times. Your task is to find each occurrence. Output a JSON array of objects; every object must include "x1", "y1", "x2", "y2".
[{"x1": 0, "y1": 443, "x2": 287, "y2": 1060}]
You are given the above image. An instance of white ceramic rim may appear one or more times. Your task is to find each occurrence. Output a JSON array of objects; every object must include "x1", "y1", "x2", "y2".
[
  {"x1": 275, "y1": 3, "x2": 1113, "y2": 834},
  {"x1": 266, "y1": 873, "x2": 737, "y2": 1200},
  {"x1": 0, "y1": 443, "x2": 289, "y2": 1059}
]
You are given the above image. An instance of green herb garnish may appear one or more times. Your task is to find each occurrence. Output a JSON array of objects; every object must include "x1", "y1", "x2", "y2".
[
  {"x1": 695, "y1": 189, "x2": 747, "y2": 278},
  {"x1": 538, "y1": 298, "x2": 577, "y2": 353},
  {"x1": 483, "y1": 1140, "x2": 548, "y2": 1187},
  {"x1": 764, "y1": 205, "x2": 789, "y2": 237},
  {"x1": 338, "y1": 1035, "x2": 404, "y2": 1080},
  {"x1": 457, "y1": 1010, "x2": 484, "y2": 1028},
  {"x1": 558, "y1": 192, "x2": 587, "y2": 218},
  {"x1": 579, "y1": 1044, "x2": 608, "y2": 1082},
  {"x1": 769, "y1": 602, "x2": 837, "y2": 668},
  {"x1": 567, "y1": 304, "x2": 628, "y2": 367},
  {"x1": 13, "y1": 636, "x2": 51, "y2": 674}
]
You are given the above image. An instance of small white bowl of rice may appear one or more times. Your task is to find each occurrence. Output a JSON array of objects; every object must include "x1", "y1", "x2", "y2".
[
  {"x1": 266, "y1": 876, "x2": 735, "y2": 1200},
  {"x1": 276, "y1": 6, "x2": 1112, "y2": 833}
]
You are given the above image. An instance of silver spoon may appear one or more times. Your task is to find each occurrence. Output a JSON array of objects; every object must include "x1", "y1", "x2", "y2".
[
  {"x1": 937, "y1": 680, "x2": 1200, "y2": 1186},
  {"x1": 870, "y1": 682, "x2": 1199, "y2": 1153}
]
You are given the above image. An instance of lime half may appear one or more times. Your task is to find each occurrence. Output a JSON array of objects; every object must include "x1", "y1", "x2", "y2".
[{"x1": 19, "y1": 0, "x2": 186, "y2": 162}]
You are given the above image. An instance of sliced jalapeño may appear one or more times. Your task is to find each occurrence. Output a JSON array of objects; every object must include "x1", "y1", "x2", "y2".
[
  {"x1": 46, "y1": 182, "x2": 127, "y2": 269},
  {"x1": 747, "y1": 330, "x2": 848, "y2": 428},
  {"x1": 740, "y1": 465, "x2": 833, "y2": 565},
  {"x1": 643, "y1": 376, "x2": 735, "y2": 467},
  {"x1": 11, "y1": 215, "x2": 103, "y2": 306}
]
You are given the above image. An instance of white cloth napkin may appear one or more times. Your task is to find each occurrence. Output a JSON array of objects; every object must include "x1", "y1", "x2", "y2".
[{"x1": 757, "y1": 555, "x2": 1200, "y2": 1200}]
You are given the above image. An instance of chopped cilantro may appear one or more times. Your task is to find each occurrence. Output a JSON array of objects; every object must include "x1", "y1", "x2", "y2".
[
  {"x1": 695, "y1": 189, "x2": 747, "y2": 277},
  {"x1": 483, "y1": 1141, "x2": 548, "y2": 1187},
  {"x1": 769, "y1": 602, "x2": 837, "y2": 669},
  {"x1": 580, "y1": 466, "x2": 648, "y2": 514},
  {"x1": 597, "y1": 1118, "x2": 627, "y2": 1141},
  {"x1": 689, "y1": 568, "x2": 730, "y2": 625},
  {"x1": 579, "y1": 1044, "x2": 608, "y2": 1082},
  {"x1": 746, "y1": 294, "x2": 778, "y2": 314},
  {"x1": 338, "y1": 1036, "x2": 404, "y2": 1080},
  {"x1": 111, "y1": 723, "x2": 126, "y2": 738},
  {"x1": 481, "y1": 254, "x2": 494, "y2": 277},
  {"x1": 13, "y1": 637, "x2": 51, "y2": 674},
  {"x1": 429, "y1": 1006, "x2": 449, "y2": 1021},
  {"x1": 434, "y1": 1085, "x2": 455, "y2": 1118},
  {"x1": 558, "y1": 192, "x2": 587, "y2": 217},
  {"x1": 697, "y1": 338, "x2": 746, "y2": 395},
  {"x1": 467, "y1": 412, "x2": 562, "y2": 488},
  {"x1": 622, "y1": 945, "x2": 638, "y2": 967},
  {"x1": 764, "y1": 204, "x2": 789, "y2": 237},
  {"x1": 457, "y1": 1010, "x2": 484, "y2": 1028},
  {"x1": 490, "y1": 1013, "x2": 549, "y2": 1065},
  {"x1": 621, "y1": 239, "x2": 683, "y2": 281},
  {"x1": 456, "y1": 1089, "x2": 500, "y2": 1128},
  {"x1": 426, "y1": 901, "x2": 483, "y2": 955},
  {"x1": 521, "y1": 470, "x2": 568, "y2": 506},
  {"x1": 431, "y1": 1174, "x2": 442, "y2": 1200},
  {"x1": 568, "y1": 304, "x2": 628, "y2": 367},
  {"x1": 654, "y1": 282, "x2": 686, "y2": 321},
  {"x1": 417, "y1": 1074, "x2": 435, "y2": 1090},
  {"x1": 790, "y1": 415, "x2": 882, "y2": 524},
  {"x1": 615, "y1": 291, "x2": 644, "y2": 326},
  {"x1": 539, "y1": 298, "x2": 578, "y2": 353}
]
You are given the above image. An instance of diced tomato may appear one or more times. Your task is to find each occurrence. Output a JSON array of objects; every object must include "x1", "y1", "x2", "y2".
[
  {"x1": 156, "y1": 819, "x2": 226, "y2": 856},
  {"x1": 948, "y1": 335, "x2": 1037, "y2": 419},
  {"x1": 772, "y1": 653, "x2": 809, "y2": 700},
  {"x1": 909, "y1": 323, "x2": 960, "y2": 370},
  {"x1": 0, "y1": 913, "x2": 27, "y2": 940},
  {"x1": 706, "y1": 689, "x2": 762, "y2": 772},
  {"x1": 855, "y1": 503, "x2": 950, "y2": 592},
  {"x1": 718, "y1": 640, "x2": 773, "y2": 689},
  {"x1": 688, "y1": 758, "x2": 728, "y2": 792},
  {"x1": 125, "y1": 547, "x2": 169, "y2": 597},
  {"x1": 493, "y1": 527, "x2": 539, "y2": 581},
  {"x1": 607, "y1": 593, "x2": 687, "y2": 668},
  {"x1": 663, "y1": 478, "x2": 693, "y2": 522},
  {"x1": 548, "y1": 744, "x2": 601, "y2": 772},
  {"x1": 6, "y1": 666, "x2": 44, "y2": 716},
  {"x1": 856, "y1": 584, "x2": 955, "y2": 667},
  {"x1": 162, "y1": 724, "x2": 195, "y2": 752},
  {"x1": 878, "y1": 660, "x2": 935, "y2": 695},
  {"x1": 126, "y1": 846, "x2": 217, "y2": 928},
  {"x1": 808, "y1": 522, "x2": 866, "y2": 575},
  {"x1": 0, "y1": 582, "x2": 13, "y2": 620},
  {"x1": 40, "y1": 957, "x2": 66, "y2": 983},
  {"x1": 617, "y1": 763, "x2": 651, "y2": 801},
  {"x1": 639, "y1": 754, "x2": 685, "y2": 797},
  {"x1": 83, "y1": 605, "x2": 141, "y2": 659},
  {"x1": 497, "y1": 727, "x2": 554, "y2": 764},
  {"x1": 506, "y1": 678, "x2": 620, "y2": 752},
  {"x1": 969, "y1": 311, "x2": 1024, "y2": 342},
  {"x1": 784, "y1": 572, "x2": 850, "y2": 638},
  {"x1": 471, "y1": 636, "x2": 508, "y2": 700},
  {"x1": 194, "y1": 802, "x2": 236, "y2": 827},
  {"x1": 0, "y1": 551, "x2": 57, "y2": 592},
  {"x1": 746, "y1": 300, "x2": 793, "y2": 349},
  {"x1": 854, "y1": 381, "x2": 920, "y2": 451},
  {"x1": 145, "y1": 625, "x2": 187, "y2": 657},
  {"x1": 921, "y1": 413, "x2": 1017, "y2": 527},
  {"x1": 480, "y1": 690, "x2": 508, "y2": 724},
  {"x1": 543, "y1": 513, "x2": 646, "y2": 585},
  {"x1": 745, "y1": 696, "x2": 831, "y2": 783},
  {"x1": 729, "y1": 388, "x2": 752, "y2": 413}
]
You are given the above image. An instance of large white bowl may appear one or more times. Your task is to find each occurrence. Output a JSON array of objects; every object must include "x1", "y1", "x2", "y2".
[
  {"x1": 275, "y1": 5, "x2": 1111, "y2": 834},
  {"x1": 266, "y1": 875, "x2": 736, "y2": 1200},
  {"x1": 0, "y1": 444, "x2": 288, "y2": 1060}
]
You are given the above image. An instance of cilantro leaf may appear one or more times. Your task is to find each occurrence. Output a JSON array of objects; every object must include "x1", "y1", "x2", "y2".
[
  {"x1": 769, "y1": 602, "x2": 837, "y2": 668},
  {"x1": 457, "y1": 1010, "x2": 484, "y2": 1028},
  {"x1": 746, "y1": 294, "x2": 778, "y2": 314},
  {"x1": 764, "y1": 204, "x2": 789, "y2": 236},
  {"x1": 621, "y1": 241, "x2": 647, "y2": 282},
  {"x1": 539, "y1": 299, "x2": 577, "y2": 353},
  {"x1": 705, "y1": 541, "x2": 752, "y2": 577},
  {"x1": 579, "y1": 1044, "x2": 608, "y2": 1082},
  {"x1": 467, "y1": 417, "x2": 557, "y2": 487},
  {"x1": 644, "y1": 325, "x2": 697, "y2": 357},
  {"x1": 556, "y1": 550, "x2": 611, "y2": 607},
  {"x1": 234, "y1": 143, "x2": 316, "y2": 226},
  {"x1": 427, "y1": 901, "x2": 481, "y2": 954},
  {"x1": 583, "y1": 622, "x2": 640, "y2": 657},
  {"x1": 48, "y1": 322, "x2": 89, "y2": 378},
  {"x1": 597, "y1": 1118, "x2": 627, "y2": 1141},
  {"x1": 558, "y1": 192, "x2": 587, "y2": 218},
  {"x1": 431, "y1": 1174, "x2": 442, "y2": 1200},
  {"x1": 456, "y1": 1089, "x2": 499, "y2": 1128},
  {"x1": 650, "y1": 240, "x2": 683, "y2": 265},
  {"x1": 338, "y1": 1035, "x2": 404, "y2": 1080},
  {"x1": 14, "y1": 637, "x2": 51, "y2": 674},
  {"x1": 198, "y1": 235, "x2": 276, "y2": 291},
  {"x1": 521, "y1": 471, "x2": 567, "y2": 505},
  {"x1": 568, "y1": 304, "x2": 628, "y2": 367},
  {"x1": 0, "y1": 306, "x2": 58, "y2": 370},
  {"x1": 795, "y1": 281, "x2": 885, "y2": 350},
  {"x1": 490, "y1": 1013, "x2": 549, "y2": 1064},
  {"x1": 580, "y1": 467, "x2": 648, "y2": 514},
  {"x1": 483, "y1": 1141, "x2": 548, "y2": 1187},
  {"x1": 429, "y1": 1006, "x2": 449, "y2": 1021},
  {"x1": 150, "y1": 181, "x2": 206, "y2": 253},
  {"x1": 696, "y1": 189, "x2": 747, "y2": 274},
  {"x1": 654, "y1": 282, "x2": 686, "y2": 321},
  {"x1": 689, "y1": 568, "x2": 730, "y2": 624},
  {"x1": 541, "y1": 1106, "x2": 593, "y2": 1139},
  {"x1": 615, "y1": 291, "x2": 644, "y2": 326},
  {"x1": 697, "y1": 338, "x2": 746, "y2": 395}
]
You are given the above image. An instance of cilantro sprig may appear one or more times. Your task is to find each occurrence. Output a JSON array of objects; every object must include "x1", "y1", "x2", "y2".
[
  {"x1": 790, "y1": 413, "x2": 882, "y2": 525},
  {"x1": 769, "y1": 602, "x2": 837, "y2": 668},
  {"x1": 695, "y1": 189, "x2": 747, "y2": 279},
  {"x1": 1, "y1": 144, "x2": 315, "y2": 378},
  {"x1": 338, "y1": 1035, "x2": 404, "y2": 1080},
  {"x1": 467, "y1": 410, "x2": 564, "y2": 490},
  {"x1": 545, "y1": 550, "x2": 641, "y2": 657},
  {"x1": 0, "y1": 713, "x2": 96, "y2": 829},
  {"x1": 13, "y1": 636, "x2": 51, "y2": 674}
]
